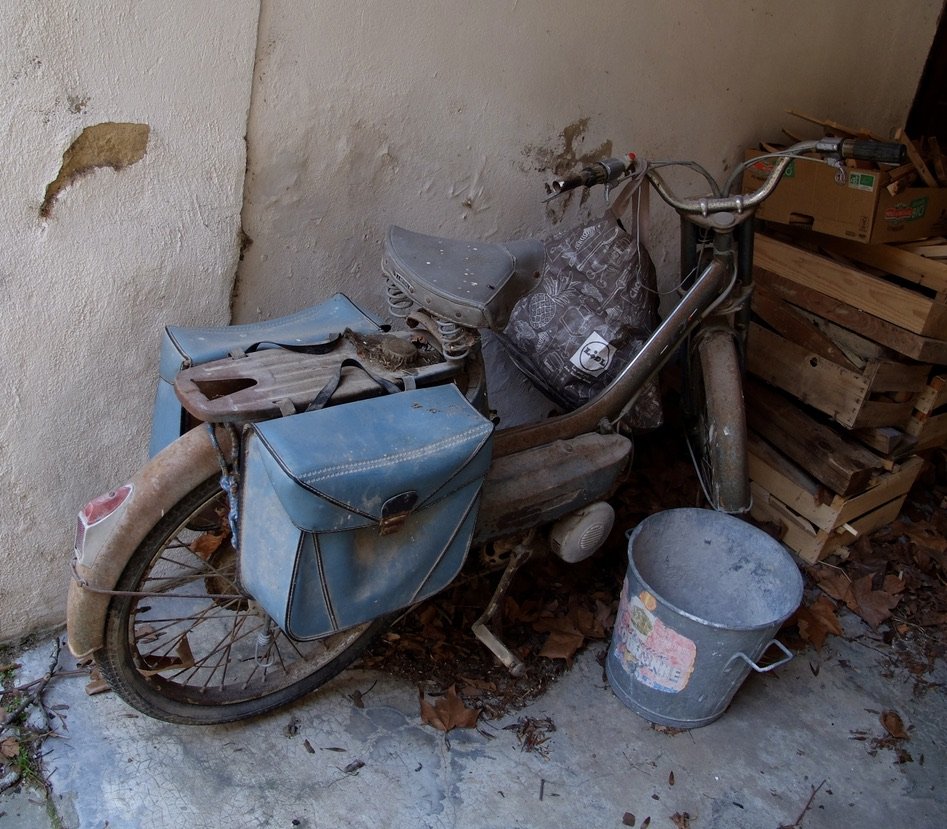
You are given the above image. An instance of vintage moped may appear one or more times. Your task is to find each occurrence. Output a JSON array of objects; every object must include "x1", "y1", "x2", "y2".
[{"x1": 66, "y1": 136, "x2": 905, "y2": 724}]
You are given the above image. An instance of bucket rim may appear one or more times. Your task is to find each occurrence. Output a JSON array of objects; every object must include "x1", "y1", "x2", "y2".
[{"x1": 625, "y1": 508, "x2": 804, "y2": 632}]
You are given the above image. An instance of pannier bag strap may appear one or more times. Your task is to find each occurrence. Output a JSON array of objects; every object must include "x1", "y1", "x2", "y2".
[
  {"x1": 306, "y1": 358, "x2": 402, "y2": 412},
  {"x1": 229, "y1": 333, "x2": 342, "y2": 359},
  {"x1": 610, "y1": 163, "x2": 651, "y2": 251}
]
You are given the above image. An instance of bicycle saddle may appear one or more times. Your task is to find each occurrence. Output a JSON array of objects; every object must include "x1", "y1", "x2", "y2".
[{"x1": 382, "y1": 226, "x2": 545, "y2": 331}]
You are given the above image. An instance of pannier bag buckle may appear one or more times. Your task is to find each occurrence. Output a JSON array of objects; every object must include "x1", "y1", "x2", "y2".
[{"x1": 379, "y1": 491, "x2": 419, "y2": 535}]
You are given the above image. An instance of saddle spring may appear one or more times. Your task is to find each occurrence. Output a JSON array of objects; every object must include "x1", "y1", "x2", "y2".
[{"x1": 385, "y1": 277, "x2": 414, "y2": 318}]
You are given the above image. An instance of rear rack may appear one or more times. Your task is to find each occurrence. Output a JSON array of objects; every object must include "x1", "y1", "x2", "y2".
[{"x1": 174, "y1": 333, "x2": 461, "y2": 423}]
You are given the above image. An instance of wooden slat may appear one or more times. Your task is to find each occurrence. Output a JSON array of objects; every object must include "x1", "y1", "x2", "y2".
[
  {"x1": 852, "y1": 426, "x2": 917, "y2": 457},
  {"x1": 747, "y1": 322, "x2": 869, "y2": 429},
  {"x1": 914, "y1": 375, "x2": 947, "y2": 415},
  {"x1": 906, "y1": 410, "x2": 947, "y2": 449},
  {"x1": 745, "y1": 379, "x2": 884, "y2": 496},
  {"x1": 796, "y1": 308, "x2": 888, "y2": 366},
  {"x1": 787, "y1": 110, "x2": 882, "y2": 140},
  {"x1": 868, "y1": 361, "x2": 931, "y2": 393},
  {"x1": 910, "y1": 245, "x2": 947, "y2": 260},
  {"x1": 929, "y1": 137, "x2": 947, "y2": 187},
  {"x1": 751, "y1": 481, "x2": 911, "y2": 563},
  {"x1": 895, "y1": 237, "x2": 947, "y2": 252},
  {"x1": 752, "y1": 287, "x2": 859, "y2": 370},
  {"x1": 754, "y1": 268, "x2": 947, "y2": 363},
  {"x1": 755, "y1": 235, "x2": 947, "y2": 338},
  {"x1": 895, "y1": 128, "x2": 939, "y2": 188},
  {"x1": 749, "y1": 433, "x2": 922, "y2": 532},
  {"x1": 850, "y1": 399, "x2": 916, "y2": 430},
  {"x1": 805, "y1": 232, "x2": 947, "y2": 296}
]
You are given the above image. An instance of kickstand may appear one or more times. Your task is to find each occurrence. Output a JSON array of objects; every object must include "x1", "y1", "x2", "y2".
[{"x1": 471, "y1": 532, "x2": 535, "y2": 677}]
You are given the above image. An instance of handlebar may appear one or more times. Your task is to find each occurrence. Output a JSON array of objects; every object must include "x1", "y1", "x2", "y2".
[
  {"x1": 550, "y1": 137, "x2": 909, "y2": 218},
  {"x1": 838, "y1": 138, "x2": 906, "y2": 166},
  {"x1": 550, "y1": 156, "x2": 632, "y2": 194}
]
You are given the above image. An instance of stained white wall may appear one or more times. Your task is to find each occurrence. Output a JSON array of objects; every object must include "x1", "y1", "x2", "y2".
[
  {"x1": 0, "y1": 2, "x2": 259, "y2": 641},
  {"x1": 1, "y1": 0, "x2": 942, "y2": 642},
  {"x1": 233, "y1": 0, "x2": 944, "y2": 322}
]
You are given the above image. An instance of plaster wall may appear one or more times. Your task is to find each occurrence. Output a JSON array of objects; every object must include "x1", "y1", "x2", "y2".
[
  {"x1": 0, "y1": 1, "x2": 942, "y2": 642},
  {"x1": 0, "y1": 2, "x2": 259, "y2": 641},
  {"x1": 234, "y1": 0, "x2": 944, "y2": 325}
]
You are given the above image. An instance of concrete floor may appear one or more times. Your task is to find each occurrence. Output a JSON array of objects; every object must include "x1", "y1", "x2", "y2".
[{"x1": 1, "y1": 608, "x2": 944, "y2": 829}]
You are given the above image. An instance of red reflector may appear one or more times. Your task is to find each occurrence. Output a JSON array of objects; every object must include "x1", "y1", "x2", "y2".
[{"x1": 80, "y1": 484, "x2": 133, "y2": 527}]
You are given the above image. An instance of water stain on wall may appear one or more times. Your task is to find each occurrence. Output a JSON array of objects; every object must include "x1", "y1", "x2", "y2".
[
  {"x1": 40, "y1": 122, "x2": 150, "y2": 218},
  {"x1": 523, "y1": 118, "x2": 612, "y2": 222},
  {"x1": 524, "y1": 118, "x2": 613, "y2": 178}
]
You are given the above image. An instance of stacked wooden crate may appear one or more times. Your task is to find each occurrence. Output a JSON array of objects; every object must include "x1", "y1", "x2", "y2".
[{"x1": 745, "y1": 230, "x2": 947, "y2": 562}]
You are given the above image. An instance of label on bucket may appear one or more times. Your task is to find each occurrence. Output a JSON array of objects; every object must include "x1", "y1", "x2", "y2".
[{"x1": 613, "y1": 581, "x2": 696, "y2": 694}]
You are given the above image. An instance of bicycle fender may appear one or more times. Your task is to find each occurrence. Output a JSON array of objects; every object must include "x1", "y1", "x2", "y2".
[{"x1": 66, "y1": 426, "x2": 224, "y2": 660}]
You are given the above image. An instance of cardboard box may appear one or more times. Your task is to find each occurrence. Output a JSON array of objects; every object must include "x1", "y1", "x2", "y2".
[{"x1": 742, "y1": 149, "x2": 947, "y2": 244}]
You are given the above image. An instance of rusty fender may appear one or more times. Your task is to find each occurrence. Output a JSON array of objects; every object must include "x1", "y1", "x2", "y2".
[{"x1": 67, "y1": 426, "x2": 225, "y2": 660}]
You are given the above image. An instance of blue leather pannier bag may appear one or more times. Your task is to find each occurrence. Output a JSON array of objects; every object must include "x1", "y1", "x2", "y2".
[{"x1": 238, "y1": 384, "x2": 494, "y2": 640}]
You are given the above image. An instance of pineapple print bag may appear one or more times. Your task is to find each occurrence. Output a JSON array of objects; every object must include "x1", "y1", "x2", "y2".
[{"x1": 500, "y1": 173, "x2": 662, "y2": 428}]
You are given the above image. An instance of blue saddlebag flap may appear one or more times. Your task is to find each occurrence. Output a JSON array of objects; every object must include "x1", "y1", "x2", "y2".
[{"x1": 239, "y1": 384, "x2": 494, "y2": 640}]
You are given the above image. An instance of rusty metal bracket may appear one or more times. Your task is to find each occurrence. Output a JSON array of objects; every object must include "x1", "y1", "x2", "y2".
[
  {"x1": 471, "y1": 531, "x2": 537, "y2": 676},
  {"x1": 70, "y1": 559, "x2": 242, "y2": 602}
]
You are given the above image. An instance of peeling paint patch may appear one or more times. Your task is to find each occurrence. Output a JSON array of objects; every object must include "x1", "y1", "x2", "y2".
[
  {"x1": 523, "y1": 119, "x2": 613, "y2": 222},
  {"x1": 524, "y1": 118, "x2": 613, "y2": 178},
  {"x1": 40, "y1": 122, "x2": 150, "y2": 218}
]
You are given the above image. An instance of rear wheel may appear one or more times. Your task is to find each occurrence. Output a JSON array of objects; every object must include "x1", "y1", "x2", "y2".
[
  {"x1": 685, "y1": 329, "x2": 750, "y2": 513},
  {"x1": 97, "y1": 475, "x2": 389, "y2": 724}
]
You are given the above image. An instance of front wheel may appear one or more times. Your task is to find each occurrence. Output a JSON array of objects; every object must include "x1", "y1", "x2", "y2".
[
  {"x1": 96, "y1": 474, "x2": 390, "y2": 724},
  {"x1": 685, "y1": 328, "x2": 750, "y2": 513}
]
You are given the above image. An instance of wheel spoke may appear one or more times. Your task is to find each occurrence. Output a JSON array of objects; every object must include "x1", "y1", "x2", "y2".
[{"x1": 99, "y1": 472, "x2": 385, "y2": 723}]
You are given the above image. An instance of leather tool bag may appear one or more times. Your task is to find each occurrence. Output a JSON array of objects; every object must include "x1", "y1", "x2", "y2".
[
  {"x1": 501, "y1": 173, "x2": 663, "y2": 429},
  {"x1": 238, "y1": 383, "x2": 494, "y2": 640}
]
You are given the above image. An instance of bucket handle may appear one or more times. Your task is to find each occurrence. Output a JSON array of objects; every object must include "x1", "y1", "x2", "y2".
[{"x1": 726, "y1": 639, "x2": 793, "y2": 674}]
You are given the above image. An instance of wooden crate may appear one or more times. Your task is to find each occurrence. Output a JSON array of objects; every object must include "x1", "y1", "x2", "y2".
[
  {"x1": 745, "y1": 379, "x2": 887, "y2": 496},
  {"x1": 756, "y1": 267, "x2": 947, "y2": 364},
  {"x1": 754, "y1": 234, "x2": 947, "y2": 339},
  {"x1": 747, "y1": 319, "x2": 929, "y2": 430},
  {"x1": 751, "y1": 482, "x2": 913, "y2": 563},
  {"x1": 749, "y1": 433, "x2": 923, "y2": 563}
]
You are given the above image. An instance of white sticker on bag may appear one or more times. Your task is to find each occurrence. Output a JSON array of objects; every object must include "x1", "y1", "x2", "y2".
[{"x1": 570, "y1": 331, "x2": 615, "y2": 377}]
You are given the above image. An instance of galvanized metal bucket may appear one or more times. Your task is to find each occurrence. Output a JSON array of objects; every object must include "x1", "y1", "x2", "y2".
[{"x1": 606, "y1": 508, "x2": 803, "y2": 728}]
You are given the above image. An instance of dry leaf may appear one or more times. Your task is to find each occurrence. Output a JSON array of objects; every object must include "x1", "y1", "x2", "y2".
[
  {"x1": 0, "y1": 737, "x2": 20, "y2": 759},
  {"x1": 538, "y1": 630, "x2": 585, "y2": 666},
  {"x1": 671, "y1": 812, "x2": 691, "y2": 829},
  {"x1": 139, "y1": 636, "x2": 196, "y2": 676},
  {"x1": 622, "y1": 812, "x2": 636, "y2": 826},
  {"x1": 190, "y1": 531, "x2": 227, "y2": 559},
  {"x1": 881, "y1": 710, "x2": 909, "y2": 740},
  {"x1": 811, "y1": 565, "x2": 854, "y2": 603},
  {"x1": 796, "y1": 596, "x2": 843, "y2": 649},
  {"x1": 84, "y1": 665, "x2": 111, "y2": 696},
  {"x1": 882, "y1": 575, "x2": 906, "y2": 595},
  {"x1": 851, "y1": 575, "x2": 901, "y2": 629},
  {"x1": 419, "y1": 685, "x2": 480, "y2": 733}
]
